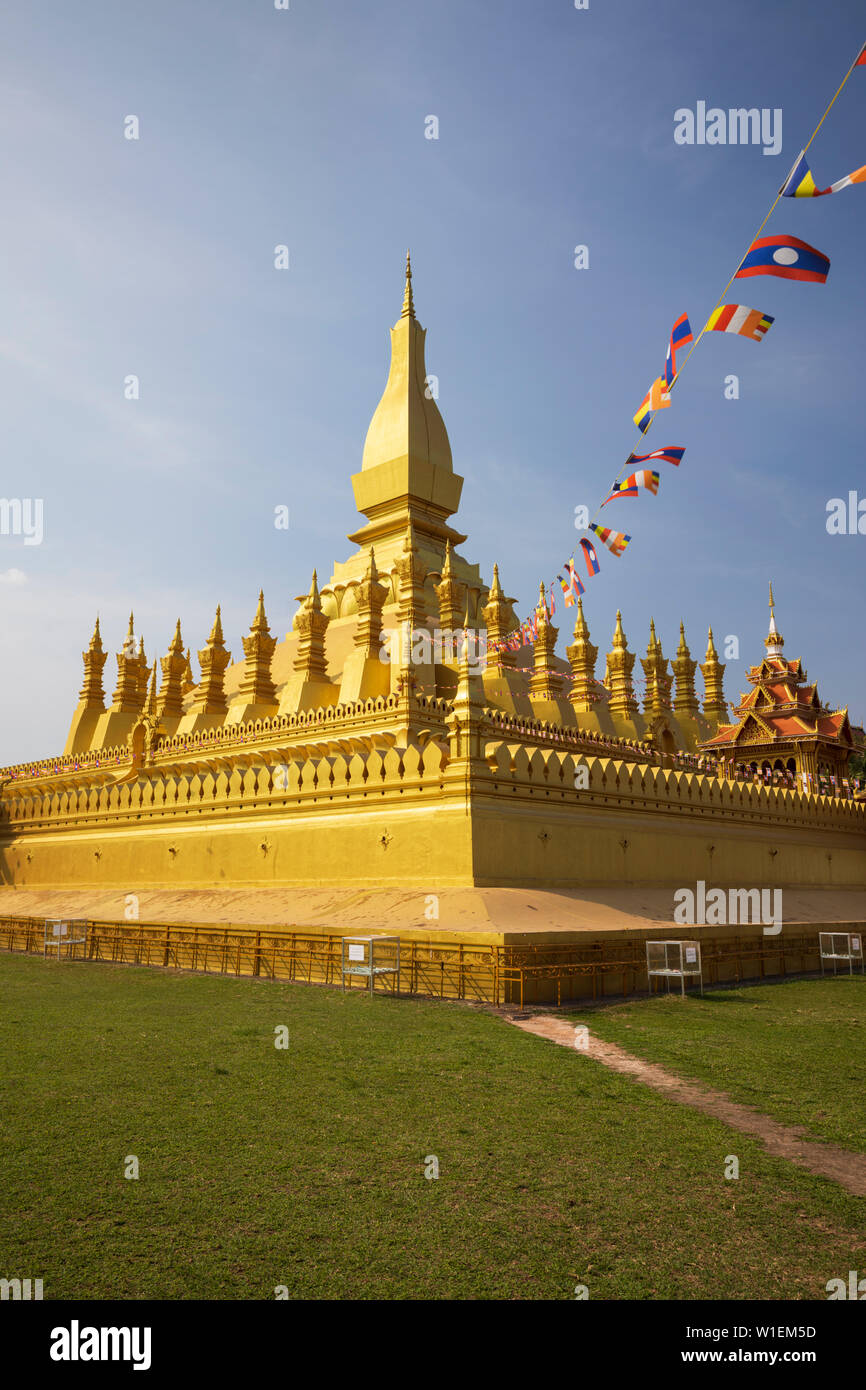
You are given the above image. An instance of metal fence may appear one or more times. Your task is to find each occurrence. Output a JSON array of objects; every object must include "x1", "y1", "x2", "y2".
[{"x1": 0, "y1": 914, "x2": 844, "y2": 1006}]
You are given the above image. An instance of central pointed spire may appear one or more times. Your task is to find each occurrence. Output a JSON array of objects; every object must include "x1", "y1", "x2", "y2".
[
  {"x1": 359, "y1": 253, "x2": 452, "y2": 476},
  {"x1": 349, "y1": 253, "x2": 464, "y2": 566},
  {"x1": 401, "y1": 249, "x2": 415, "y2": 320}
]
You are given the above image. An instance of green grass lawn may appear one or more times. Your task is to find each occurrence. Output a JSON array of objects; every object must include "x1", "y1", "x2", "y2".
[
  {"x1": 580, "y1": 977, "x2": 866, "y2": 1154},
  {"x1": 1, "y1": 953, "x2": 864, "y2": 1300}
]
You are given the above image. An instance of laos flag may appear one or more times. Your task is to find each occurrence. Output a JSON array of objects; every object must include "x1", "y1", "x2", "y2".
[
  {"x1": 579, "y1": 537, "x2": 601, "y2": 577},
  {"x1": 735, "y1": 234, "x2": 830, "y2": 283}
]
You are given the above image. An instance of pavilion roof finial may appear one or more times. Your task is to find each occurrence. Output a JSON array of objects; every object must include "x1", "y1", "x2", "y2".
[{"x1": 765, "y1": 581, "x2": 784, "y2": 654}]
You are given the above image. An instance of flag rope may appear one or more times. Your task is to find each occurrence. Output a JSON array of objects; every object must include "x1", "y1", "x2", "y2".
[
  {"x1": 664, "y1": 39, "x2": 865, "y2": 400},
  {"x1": 503, "y1": 39, "x2": 865, "y2": 650},
  {"x1": 569, "y1": 37, "x2": 866, "y2": 556}
]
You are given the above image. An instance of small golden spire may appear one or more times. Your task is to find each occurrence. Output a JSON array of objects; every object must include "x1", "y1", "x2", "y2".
[
  {"x1": 251, "y1": 590, "x2": 268, "y2": 633},
  {"x1": 121, "y1": 612, "x2": 136, "y2": 659},
  {"x1": 488, "y1": 562, "x2": 503, "y2": 600},
  {"x1": 441, "y1": 538, "x2": 454, "y2": 578},
  {"x1": 308, "y1": 569, "x2": 322, "y2": 612},
  {"x1": 168, "y1": 619, "x2": 184, "y2": 657},
  {"x1": 706, "y1": 625, "x2": 718, "y2": 659},
  {"x1": 89, "y1": 615, "x2": 103, "y2": 651},
  {"x1": 613, "y1": 610, "x2": 627, "y2": 649},
  {"x1": 209, "y1": 605, "x2": 224, "y2": 644},
  {"x1": 401, "y1": 249, "x2": 415, "y2": 320},
  {"x1": 145, "y1": 661, "x2": 158, "y2": 716}
]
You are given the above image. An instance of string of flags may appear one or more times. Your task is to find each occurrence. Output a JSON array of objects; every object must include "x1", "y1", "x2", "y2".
[{"x1": 491, "y1": 38, "x2": 866, "y2": 656}]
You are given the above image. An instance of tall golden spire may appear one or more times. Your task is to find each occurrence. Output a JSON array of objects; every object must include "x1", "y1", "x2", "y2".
[
  {"x1": 63, "y1": 615, "x2": 108, "y2": 753},
  {"x1": 136, "y1": 634, "x2": 149, "y2": 704},
  {"x1": 529, "y1": 583, "x2": 561, "y2": 700},
  {"x1": 401, "y1": 249, "x2": 415, "y2": 320},
  {"x1": 122, "y1": 611, "x2": 135, "y2": 659},
  {"x1": 605, "y1": 611, "x2": 639, "y2": 719},
  {"x1": 77, "y1": 615, "x2": 107, "y2": 708},
  {"x1": 337, "y1": 546, "x2": 391, "y2": 705},
  {"x1": 435, "y1": 538, "x2": 465, "y2": 633},
  {"x1": 158, "y1": 620, "x2": 187, "y2": 720},
  {"x1": 238, "y1": 591, "x2": 277, "y2": 707},
  {"x1": 251, "y1": 588, "x2": 269, "y2": 634},
  {"x1": 111, "y1": 616, "x2": 145, "y2": 713},
  {"x1": 349, "y1": 253, "x2": 463, "y2": 567},
  {"x1": 192, "y1": 605, "x2": 231, "y2": 713},
  {"x1": 353, "y1": 548, "x2": 388, "y2": 660},
  {"x1": 481, "y1": 563, "x2": 518, "y2": 671},
  {"x1": 641, "y1": 618, "x2": 671, "y2": 715},
  {"x1": 145, "y1": 661, "x2": 158, "y2": 717},
  {"x1": 701, "y1": 626, "x2": 728, "y2": 725},
  {"x1": 395, "y1": 518, "x2": 427, "y2": 631},
  {"x1": 292, "y1": 572, "x2": 329, "y2": 681},
  {"x1": 566, "y1": 596, "x2": 598, "y2": 713},
  {"x1": 671, "y1": 621, "x2": 698, "y2": 717}
]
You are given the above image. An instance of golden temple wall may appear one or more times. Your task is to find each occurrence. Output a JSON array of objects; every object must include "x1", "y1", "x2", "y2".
[
  {"x1": 473, "y1": 742, "x2": 865, "y2": 888},
  {"x1": 2, "y1": 702, "x2": 864, "y2": 893}
]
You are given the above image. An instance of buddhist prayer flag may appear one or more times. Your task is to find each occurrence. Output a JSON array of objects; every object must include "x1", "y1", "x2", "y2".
[
  {"x1": 602, "y1": 469, "x2": 659, "y2": 506},
  {"x1": 664, "y1": 313, "x2": 693, "y2": 386},
  {"x1": 546, "y1": 583, "x2": 556, "y2": 617},
  {"x1": 704, "y1": 304, "x2": 774, "y2": 342},
  {"x1": 633, "y1": 377, "x2": 671, "y2": 433},
  {"x1": 736, "y1": 234, "x2": 830, "y2": 283},
  {"x1": 589, "y1": 522, "x2": 631, "y2": 557},
  {"x1": 559, "y1": 562, "x2": 584, "y2": 605},
  {"x1": 858, "y1": 42, "x2": 866, "y2": 65},
  {"x1": 780, "y1": 149, "x2": 866, "y2": 197},
  {"x1": 579, "y1": 537, "x2": 600, "y2": 577},
  {"x1": 627, "y1": 445, "x2": 685, "y2": 467},
  {"x1": 633, "y1": 386, "x2": 653, "y2": 434}
]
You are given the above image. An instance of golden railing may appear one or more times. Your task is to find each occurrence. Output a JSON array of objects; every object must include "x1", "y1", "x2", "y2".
[{"x1": 0, "y1": 916, "x2": 836, "y2": 1007}]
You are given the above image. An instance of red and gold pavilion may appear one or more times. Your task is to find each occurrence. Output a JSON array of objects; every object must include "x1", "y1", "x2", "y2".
[{"x1": 700, "y1": 585, "x2": 858, "y2": 783}]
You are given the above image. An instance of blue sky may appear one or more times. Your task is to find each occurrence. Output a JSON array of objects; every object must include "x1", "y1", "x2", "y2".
[{"x1": 0, "y1": 0, "x2": 864, "y2": 764}]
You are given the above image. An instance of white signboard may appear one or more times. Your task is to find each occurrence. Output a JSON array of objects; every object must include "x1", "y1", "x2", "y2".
[
  {"x1": 685, "y1": 947, "x2": 697, "y2": 964},
  {"x1": 347, "y1": 944, "x2": 365, "y2": 962},
  {"x1": 853, "y1": 938, "x2": 861, "y2": 952},
  {"x1": 52, "y1": 924, "x2": 68, "y2": 938}
]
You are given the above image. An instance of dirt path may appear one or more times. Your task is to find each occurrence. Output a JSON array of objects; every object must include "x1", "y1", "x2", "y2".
[{"x1": 508, "y1": 1014, "x2": 866, "y2": 1198}]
